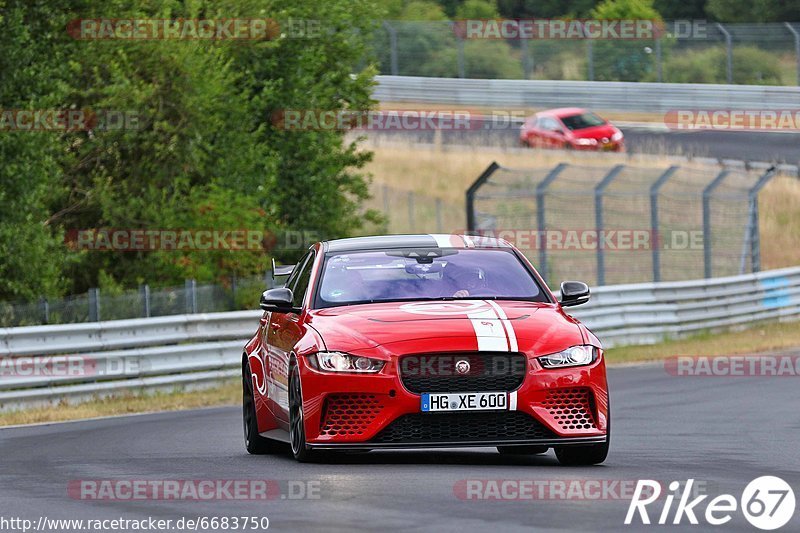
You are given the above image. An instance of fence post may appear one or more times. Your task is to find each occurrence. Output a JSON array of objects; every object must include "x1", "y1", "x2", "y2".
[
  {"x1": 536, "y1": 163, "x2": 568, "y2": 280},
  {"x1": 586, "y1": 40, "x2": 594, "y2": 81},
  {"x1": 88, "y1": 288, "x2": 100, "y2": 322},
  {"x1": 435, "y1": 198, "x2": 443, "y2": 233},
  {"x1": 655, "y1": 36, "x2": 663, "y2": 82},
  {"x1": 39, "y1": 297, "x2": 49, "y2": 325},
  {"x1": 746, "y1": 166, "x2": 778, "y2": 273},
  {"x1": 383, "y1": 21, "x2": 399, "y2": 76},
  {"x1": 702, "y1": 169, "x2": 731, "y2": 278},
  {"x1": 457, "y1": 36, "x2": 466, "y2": 78},
  {"x1": 594, "y1": 165, "x2": 625, "y2": 286},
  {"x1": 650, "y1": 166, "x2": 679, "y2": 282},
  {"x1": 408, "y1": 191, "x2": 415, "y2": 232},
  {"x1": 185, "y1": 279, "x2": 197, "y2": 314},
  {"x1": 716, "y1": 23, "x2": 733, "y2": 84},
  {"x1": 140, "y1": 284, "x2": 151, "y2": 318},
  {"x1": 785, "y1": 23, "x2": 800, "y2": 86},
  {"x1": 520, "y1": 38, "x2": 531, "y2": 78},
  {"x1": 230, "y1": 275, "x2": 238, "y2": 310},
  {"x1": 466, "y1": 162, "x2": 500, "y2": 232}
]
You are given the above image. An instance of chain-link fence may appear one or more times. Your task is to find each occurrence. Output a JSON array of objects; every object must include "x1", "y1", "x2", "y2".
[
  {"x1": 0, "y1": 274, "x2": 276, "y2": 328},
  {"x1": 361, "y1": 184, "x2": 464, "y2": 235},
  {"x1": 467, "y1": 161, "x2": 777, "y2": 287},
  {"x1": 373, "y1": 21, "x2": 800, "y2": 85}
]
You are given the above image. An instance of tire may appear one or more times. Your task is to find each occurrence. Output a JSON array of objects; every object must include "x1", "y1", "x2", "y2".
[
  {"x1": 288, "y1": 359, "x2": 316, "y2": 462},
  {"x1": 554, "y1": 407, "x2": 610, "y2": 466},
  {"x1": 497, "y1": 445, "x2": 549, "y2": 455},
  {"x1": 242, "y1": 359, "x2": 283, "y2": 455}
]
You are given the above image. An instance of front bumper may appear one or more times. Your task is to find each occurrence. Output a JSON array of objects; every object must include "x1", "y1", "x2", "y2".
[{"x1": 298, "y1": 353, "x2": 608, "y2": 447}]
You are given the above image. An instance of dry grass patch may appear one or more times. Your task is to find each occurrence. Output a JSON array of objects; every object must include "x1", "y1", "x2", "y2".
[{"x1": 0, "y1": 379, "x2": 238, "y2": 427}]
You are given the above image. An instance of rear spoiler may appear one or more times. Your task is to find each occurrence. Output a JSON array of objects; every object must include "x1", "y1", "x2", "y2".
[{"x1": 272, "y1": 257, "x2": 294, "y2": 279}]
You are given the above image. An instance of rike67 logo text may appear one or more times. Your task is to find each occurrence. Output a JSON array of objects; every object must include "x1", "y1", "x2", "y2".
[{"x1": 626, "y1": 477, "x2": 795, "y2": 530}]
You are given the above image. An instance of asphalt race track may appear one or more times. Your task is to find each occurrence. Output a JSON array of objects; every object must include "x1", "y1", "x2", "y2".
[
  {"x1": 368, "y1": 120, "x2": 800, "y2": 164},
  {"x1": 2, "y1": 363, "x2": 798, "y2": 532}
]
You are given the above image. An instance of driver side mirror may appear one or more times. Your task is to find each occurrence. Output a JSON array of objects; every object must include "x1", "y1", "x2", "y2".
[
  {"x1": 260, "y1": 288, "x2": 298, "y2": 313},
  {"x1": 559, "y1": 281, "x2": 590, "y2": 307}
]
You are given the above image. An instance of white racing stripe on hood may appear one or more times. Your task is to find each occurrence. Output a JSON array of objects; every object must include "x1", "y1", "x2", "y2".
[
  {"x1": 486, "y1": 300, "x2": 519, "y2": 352},
  {"x1": 467, "y1": 303, "x2": 510, "y2": 351}
]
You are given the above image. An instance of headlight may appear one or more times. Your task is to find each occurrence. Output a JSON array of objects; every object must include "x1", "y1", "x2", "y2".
[
  {"x1": 575, "y1": 138, "x2": 597, "y2": 145},
  {"x1": 310, "y1": 352, "x2": 385, "y2": 373},
  {"x1": 611, "y1": 130, "x2": 623, "y2": 141},
  {"x1": 538, "y1": 346, "x2": 598, "y2": 368}
]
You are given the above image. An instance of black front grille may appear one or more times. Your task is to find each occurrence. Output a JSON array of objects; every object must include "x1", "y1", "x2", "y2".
[
  {"x1": 399, "y1": 352, "x2": 526, "y2": 393},
  {"x1": 372, "y1": 411, "x2": 556, "y2": 444}
]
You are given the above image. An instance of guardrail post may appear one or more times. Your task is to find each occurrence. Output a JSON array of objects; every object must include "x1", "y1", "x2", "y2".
[
  {"x1": 595, "y1": 165, "x2": 625, "y2": 286},
  {"x1": 746, "y1": 166, "x2": 777, "y2": 273},
  {"x1": 716, "y1": 23, "x2": 733, "y2": 84},
  {"x1": 466, "y1": 162, "x2": 500, "y2": 232},
  {"x1": 139, "y1": 284, "x2": 150, "y2": 318},
  {"x1": 785, "y1": 23, "x2": 800, "y2": 86},
  {"x1": 88, "y1": 288, "x2": 100, "y2": 322},
  {"x1": 702, "y1": 169, "x2": 731, "y2": 278},
  {"x1": 383, "y1": 21, "x2": 399, "y2": 76},
  {"x1": 185, "y1": 279, "x2": 197, "y2": 314},
  {"x1": 650, "y1": 166, "x2": 679, "y2": 282},
  {"x1": 536, "y1": 163, "x2": 568, "y2": 280}
]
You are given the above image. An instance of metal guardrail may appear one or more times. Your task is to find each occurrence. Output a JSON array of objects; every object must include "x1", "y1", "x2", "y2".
[
  {"x1": 568, "y1": 266, "x2": 800, "y2": 346},
  {"x1": 374, "y1": 75, "x2": 800, "y2": 113},
  {"x1": 1, "y1": 267, "x2": 798, "y2": 411}
]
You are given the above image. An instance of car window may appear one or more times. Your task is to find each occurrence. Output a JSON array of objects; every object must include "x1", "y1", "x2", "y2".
[
  {"x1": 289, "y1": 252, "x2": 315, "y2": 308},
  {"x1": 540, "y1": 118, "x2": 562, "y2": 131},
  {"x1": 316, "y1": 248, "x2": 547, "y2": 308},
  {"x1": 561, "y1": 112, "x2": 606, "y2": 131}
]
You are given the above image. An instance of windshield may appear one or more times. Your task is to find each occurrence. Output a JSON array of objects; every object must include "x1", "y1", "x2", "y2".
[
  {"x1": 315, "y1": 248, "x2": 546, "y2": 307},
  {"x1": 560, "y1": 112, "x2": 606, "y2": 131}
]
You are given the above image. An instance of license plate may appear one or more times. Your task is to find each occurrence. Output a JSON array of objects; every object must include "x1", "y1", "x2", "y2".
[{"x1": 421, "y1": 392, "x2": 508, "y2": 412}]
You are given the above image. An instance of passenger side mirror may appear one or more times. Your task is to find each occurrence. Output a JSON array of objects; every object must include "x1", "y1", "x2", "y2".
[
  {"x1": 559, "y1": 281, "x2": 590, "y2": 307},
  {"x1": 260, "y1": 288, "x2": 297, "y2": 313}
]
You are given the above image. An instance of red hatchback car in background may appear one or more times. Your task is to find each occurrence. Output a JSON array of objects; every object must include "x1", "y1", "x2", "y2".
[
  {"x1": 242, "y1": 234, "x2": 609, "y2": 465},
  {"x1": 520, "y1": 107, "x2": 624, "y2": 151}
]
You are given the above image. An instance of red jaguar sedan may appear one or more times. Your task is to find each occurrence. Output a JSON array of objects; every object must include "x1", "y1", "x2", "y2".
[
  {"x1": 242, "y1": 234, "x2": 609, "y2": 465},
  {"x1": 520, "y1": 107, "x2": 624, "y2": 151}
]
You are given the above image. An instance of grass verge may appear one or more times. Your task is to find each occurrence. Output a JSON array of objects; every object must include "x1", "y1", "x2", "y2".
[
  {"x1": 0, "y1": 380, "x2": 238, "y2": 428},
  {"x1": 1, "y1": 320, "x2": 799, "y2": 427}
]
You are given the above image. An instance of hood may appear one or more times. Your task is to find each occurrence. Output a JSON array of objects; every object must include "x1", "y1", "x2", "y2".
[
  {"x1": 569, "y1": 123, "x2": 617, "y2": 140},
  {"x1": 307, "y1": 299, "x2": 585, "y2": 357}
]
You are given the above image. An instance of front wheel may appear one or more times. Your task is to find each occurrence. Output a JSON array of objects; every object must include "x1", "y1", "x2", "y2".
[
  {"x1": 288, "y1": 360, "x2": 316, "y2": 462},
  {"x1": 242, "y1": 359, "x2": 282, "y2": 455}
]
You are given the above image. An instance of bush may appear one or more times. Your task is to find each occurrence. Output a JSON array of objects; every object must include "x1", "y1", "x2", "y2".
[
  {"x1": 661, "y1": 46, "x2": 783, "y2": 85},
  {"x1": 420, "y1": 41, "x2": 524, "y2": 79}
]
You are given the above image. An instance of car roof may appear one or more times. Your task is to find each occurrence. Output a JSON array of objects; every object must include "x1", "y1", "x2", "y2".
[
  {"x1": 322, "y1": 234, "x2": 512, "y2": 253},
  {"x1": 538, "y1": 107, "x2": 588, "y2": 118}
]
